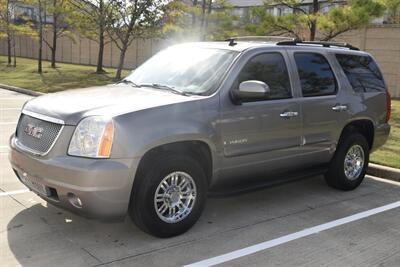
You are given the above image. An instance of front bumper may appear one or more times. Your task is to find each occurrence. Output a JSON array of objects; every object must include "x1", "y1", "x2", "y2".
[{"x1": 9, "y1": 137, "x2": 138, "y2": 221}]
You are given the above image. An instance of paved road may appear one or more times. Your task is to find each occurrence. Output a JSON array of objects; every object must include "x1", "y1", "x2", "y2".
[{"x1": 1, "y1": 88, "x2": 399, "y2": 267}]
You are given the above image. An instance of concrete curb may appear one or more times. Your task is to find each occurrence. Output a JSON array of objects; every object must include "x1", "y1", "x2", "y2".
[
  {"x1": 0, "y1": 83, "x2": 44, "y2": 97},
  {"x1": 368, "y1": 163, "x2": 400, "y2": 182}
]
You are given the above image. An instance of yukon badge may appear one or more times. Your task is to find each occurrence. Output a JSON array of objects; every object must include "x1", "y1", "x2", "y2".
[
  {"x1": 24, "y1": 123, "x2": 44, "y2": 139},
  {"x1": 225, "y1": 138, "x2": 248, "y2": 145}
]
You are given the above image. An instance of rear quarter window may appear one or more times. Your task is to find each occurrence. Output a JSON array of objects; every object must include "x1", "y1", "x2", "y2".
[{"x1": 335, "y1": 54, "x2": 386, "y2": 93}]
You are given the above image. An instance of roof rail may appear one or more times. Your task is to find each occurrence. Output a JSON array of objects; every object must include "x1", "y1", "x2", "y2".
[
  {"x1": 233, "y1": 36, "x2": 297, "y2": 41},
  {"x1": 225, "y1": 36, "x2": 297, "y2": 46},
  {"x1": 276, "y1": 40, "x2": 360, "y2": 51}
]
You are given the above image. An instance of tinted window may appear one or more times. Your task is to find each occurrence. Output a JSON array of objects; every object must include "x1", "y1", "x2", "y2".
[
  {"x1": 336, "y1": 54, "x2": 386, "y2": 93},
  {"x1": 295, "y1": 53, "x2": 337, "y2": 97},
  {"x1": 237, "y1": 53, "x2": 291, "y2": 99}
]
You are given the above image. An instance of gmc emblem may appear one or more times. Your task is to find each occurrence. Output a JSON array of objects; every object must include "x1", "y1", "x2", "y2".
[{"x1": 24, "y1": 124, "x2": 44, "y2": 139}]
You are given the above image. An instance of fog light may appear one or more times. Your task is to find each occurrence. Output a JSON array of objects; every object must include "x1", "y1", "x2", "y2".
[{"x1": 67, "y1": 193, "x2": 82, "y2": 208}]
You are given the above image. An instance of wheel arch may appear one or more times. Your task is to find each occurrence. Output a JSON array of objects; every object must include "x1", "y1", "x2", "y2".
[
  {"x1": 339, "y1": 119, "x2": 375, "y2": 149},
  {"x1": 130, "y1": 140, "x2": 214, "y2": 201}
]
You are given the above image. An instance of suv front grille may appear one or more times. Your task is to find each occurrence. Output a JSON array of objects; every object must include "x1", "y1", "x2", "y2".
[{"x1": 16, "y1": 114, "x2": 63, "y2": 155}]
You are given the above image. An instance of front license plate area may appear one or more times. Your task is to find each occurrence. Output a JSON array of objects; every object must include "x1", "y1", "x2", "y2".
[{"x1": 20, "y1": 174, "x2": 50, "y2": 196}]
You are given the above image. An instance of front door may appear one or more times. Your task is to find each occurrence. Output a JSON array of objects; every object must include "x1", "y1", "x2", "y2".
[{"x1": 219, "y1": 51, "x2": 303, "y2": 177}]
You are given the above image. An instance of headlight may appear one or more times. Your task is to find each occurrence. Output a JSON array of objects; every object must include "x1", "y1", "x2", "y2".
[{"x1": 68, "y1": 116, "x2": 114, "y2": 158}]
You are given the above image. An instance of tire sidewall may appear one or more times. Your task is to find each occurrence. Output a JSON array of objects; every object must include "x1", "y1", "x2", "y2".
[
  {"x1": 334, "y1": 133, "x2": 370, "y2": 189},
  {"x1": 132, "y1": 154, "x2": 207, "y2": 237}
]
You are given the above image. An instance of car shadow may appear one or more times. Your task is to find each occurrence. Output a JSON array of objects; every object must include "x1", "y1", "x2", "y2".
[{"x1": 5, "y1": 175, "x2": 392, "y2": 266}]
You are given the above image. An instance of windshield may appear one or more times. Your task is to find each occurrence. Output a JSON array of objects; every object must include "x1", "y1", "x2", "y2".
[{"x1": 124, "y1": 46, "x2": 238, "y2": 95}]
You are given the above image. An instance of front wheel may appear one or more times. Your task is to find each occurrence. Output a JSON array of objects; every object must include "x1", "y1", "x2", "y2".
[
  {"x1": 325, "y1": 133, "x2": 370, "y2": 190},
  {"x1": 129, "y1": 154, "x2": 207, "y2": 238}
]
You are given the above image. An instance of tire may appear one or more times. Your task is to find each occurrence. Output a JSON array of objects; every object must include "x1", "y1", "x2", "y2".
[
  {"x1": 129, "y1": 153, "x2": 207, "y2": 238},
  {"x1": 325, "y1": 132, "x2": 370, "y2": 191}
]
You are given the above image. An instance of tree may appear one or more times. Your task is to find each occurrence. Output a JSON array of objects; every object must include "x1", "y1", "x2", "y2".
[
  {"x1": 23, "y1": 0, "x2": 47, "y2": 73},
  {"x1": 0, "y1": 0, "x2": 12, "y2": 65},
  {"x1": 44, "y1": 0, "x2": 75, "y2": 68},
  {"x1": 203, "y1": 0, "x2": 239, "y2": 40},
  {"x1": 107, "y1": 0, "x2": 169, "y2": 81},
  {"x1": 319, "y1": 0, "x2": 385, "y2": 40},
  {"x1": 247, "y1": 0, "x2": 385, "y2": 41},
  {"x1": 163, "y1": 0, "x2": 238, "y2": 41},
  {"x1": 0, "y1": 0, "x2": 33, "y2": 67},
  {"x1": 37, "y1": 0, "x2": 45, "y2": 73},
  {"x1": 70, "y1": 0, "x2": 113, "y2": 74}
]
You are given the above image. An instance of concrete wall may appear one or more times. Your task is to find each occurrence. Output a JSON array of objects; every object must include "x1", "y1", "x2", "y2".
[
  {"x1": 0, "y1": 32, "x2": 167, "y2": 70},
  {"x1": 0, "y1": 25, "x2": 399, "y2": 97}
]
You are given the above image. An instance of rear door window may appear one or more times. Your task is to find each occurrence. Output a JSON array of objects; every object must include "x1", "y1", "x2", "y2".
[
  {"x1": 294, "y1": 53, "x2": 337, "y2": 97},
  {"x1": 336, "y1": 54, "x2": 386, "y2": 93}
]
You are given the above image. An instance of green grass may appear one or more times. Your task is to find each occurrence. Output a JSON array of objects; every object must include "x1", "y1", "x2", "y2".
[
  {"x1": 0, "y1": 56, "x2": 129, "y2": 93},
  {"x1": 370, "y1": 99, "x2": 400, "y2": 169}
]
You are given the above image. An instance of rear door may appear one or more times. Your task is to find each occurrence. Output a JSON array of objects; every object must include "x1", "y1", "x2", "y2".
[{"x1": 288, "y1": 50, "x2": 350, "y2": 162}]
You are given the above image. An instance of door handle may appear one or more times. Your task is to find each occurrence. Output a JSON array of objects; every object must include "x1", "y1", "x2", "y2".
[
  {"x1": 332, "y1": 104, "x2": 348, "y2": 112},
  {"x1": 280, "y1": 111, "x2": 299, "y2": 118}
]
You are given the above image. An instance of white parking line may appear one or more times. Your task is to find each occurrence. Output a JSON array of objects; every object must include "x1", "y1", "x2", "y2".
[
  {"x1": 0, "y1": 189, "x2": 30, "y2": 197},
  {"x1": 0, "y1": 98, "x2": 30, "y2": 100},
  {"x1": 0, "y1": 108, "x2": 21, "y2": 110},
  {"x1": 185, "y1": 200, "x2": 400, "y2": 267}
]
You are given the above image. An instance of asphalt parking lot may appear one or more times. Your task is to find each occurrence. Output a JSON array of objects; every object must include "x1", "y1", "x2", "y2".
[{"x1": 1, "y1": 88, "x2": 400, "y2": 267}]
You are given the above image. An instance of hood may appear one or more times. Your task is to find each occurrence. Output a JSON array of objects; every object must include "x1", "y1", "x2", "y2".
[{"x1": 23, "y1": 84, "x2": 197, "y2": 125}]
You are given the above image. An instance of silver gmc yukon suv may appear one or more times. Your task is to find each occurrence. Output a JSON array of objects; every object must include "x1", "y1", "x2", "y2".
[{"x1": 9, "y1": 39, "x2": 391, "y2": 237}]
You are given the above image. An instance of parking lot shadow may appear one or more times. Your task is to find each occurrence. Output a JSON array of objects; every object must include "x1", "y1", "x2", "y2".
[{"x1": 6, "y1": 175, "x2": 396, "y2": 267}]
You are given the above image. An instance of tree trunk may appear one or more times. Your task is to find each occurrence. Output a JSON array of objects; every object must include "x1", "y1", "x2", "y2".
[
  {"x1": 200, "y1": 0, "x2": 207, "y2": 40},
  {"x1": 309, "y1": 21, "x2": 316, "y2": 41},
  {"x1": 204, "y1": 0, "x2": 212, "y2": 30},
  {"x1": 38, "y1": 0, "x2": 43, "y2": 73},
  {"x1": 7, "y1": 33, "x2": 12, "y2": 66},
  {"x1": 96, "y1": 29, "x2": 105, "y2": 73},
  {"x1": 6, "y1": 0, "x2": 11, "y2": 66},
  {"x1": 115, "y1": 43, "x2": 128, "y2": 81},
  {"x1": 51, "y1": 31, "x2": 57, "y2": 68},
  {"x1": 96, "y1": 9, "x2": 105, "y2": 74},
  {"x1": 191, "y1": 0, "x2": 198, "y2": 26},
  {"x1": 51, "y1": 0, "x2": 57, "y2": 68},
  {"x1": 12, "y1": 31, "x2": 16, "y2": 67},
  {"x1": 309, "y1": 0, "x2": 319, "y2": 41}
]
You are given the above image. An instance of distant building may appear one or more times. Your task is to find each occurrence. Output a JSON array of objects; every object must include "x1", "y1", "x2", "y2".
[
  {"x1": 222, "y1": 0, "x2": 348, "y2": 21},
  {"x1": 9, "y1": 0, "x2": 389, "y2": 26},
  {"x1": 10, "y1": 0, "x2": 53, "y2": 24}
]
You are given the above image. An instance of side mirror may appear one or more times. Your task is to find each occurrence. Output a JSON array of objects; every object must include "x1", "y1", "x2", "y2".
[{"x1": 231, "y1": 80, "x2": 271, "y2": 104}]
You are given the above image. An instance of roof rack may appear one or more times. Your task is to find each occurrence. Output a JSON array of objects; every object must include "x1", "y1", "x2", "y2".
[
  {"x1": 225, "y1": 36, "x2": 297, "y2": 46},
  {"x1": 276, "y1": 40, "x2": 360, "y2": 51}
]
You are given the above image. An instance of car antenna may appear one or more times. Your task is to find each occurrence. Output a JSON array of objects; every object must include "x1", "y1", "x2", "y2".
[{"x1": 225, "y1": 38, "x2": 237, "y2": 47}]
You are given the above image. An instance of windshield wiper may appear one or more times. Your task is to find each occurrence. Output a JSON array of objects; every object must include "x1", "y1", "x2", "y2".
[
  {"x1": 139, "y1": 83, "x2": 192, "y2": 96},
  {"x1": 117, "y1": 79, "x2": 140, "y2": 87}
]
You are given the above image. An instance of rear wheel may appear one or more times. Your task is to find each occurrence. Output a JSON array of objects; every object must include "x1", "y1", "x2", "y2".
[
  {"x1": 129, "y1": 154, "x2": 207, "y2": 238},
  {"x1": 325, "y1": 133, "x2": 369, "y2": 190}
]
